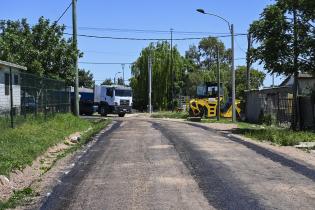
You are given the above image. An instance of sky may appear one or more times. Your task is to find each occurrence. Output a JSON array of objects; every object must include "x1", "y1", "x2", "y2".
[{"x1": 2, "y1": 0, "x2": 285, "y2": 87}]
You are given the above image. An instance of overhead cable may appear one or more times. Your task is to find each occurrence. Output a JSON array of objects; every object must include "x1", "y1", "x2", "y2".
[
  {"x1": 63, "y1": 32, "x2": 247, "y2": 41},
  {"x1": 56, "y1": 2, "x2": 72, "y2": 23}
]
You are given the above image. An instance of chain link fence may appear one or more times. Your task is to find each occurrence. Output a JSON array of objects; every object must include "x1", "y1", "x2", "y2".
[{"x1": 0, "y1": 71, "x2": 70, "y2": 129}]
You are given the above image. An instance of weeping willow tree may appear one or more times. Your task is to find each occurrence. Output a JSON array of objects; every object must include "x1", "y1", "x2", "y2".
[{"x1": 130, "y1": 42, "x2": 186, "y2": 111}]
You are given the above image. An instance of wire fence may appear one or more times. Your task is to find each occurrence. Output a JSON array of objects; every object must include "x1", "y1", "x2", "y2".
[
  {"x1": 263, "y1": 97, "x2": 293, "y2": 126},
  {"x1": 0, "y1": 71, "x2": 71, "y2": 129}
]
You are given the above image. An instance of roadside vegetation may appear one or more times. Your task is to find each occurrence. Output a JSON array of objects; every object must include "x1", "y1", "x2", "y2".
[
  {"x1": 0, "y1": 188, "x2": 35, "y2": 210},
  {"x1": 201, "y1": 118, "x2": 315, "y2": 146},
  {"x1": 151, "y1": 111, "x2": 189, "y2": 119},
  {"x1": 0, "y1": 114, "x2": 111, "y2": 209},
  {"x1": 151, "y1": 112, "x2": 315, "y2": 146},
  {"x1": 235, "y1": 125, "x2": 315, "y2": 146},
  {"x1": 0, "y1": 114, "x2": 109, "y2": 176}
]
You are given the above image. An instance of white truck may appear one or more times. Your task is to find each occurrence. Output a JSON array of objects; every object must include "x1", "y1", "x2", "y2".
[{"x1": 94, "y1": 85, "x2": 132, "y2": 117}]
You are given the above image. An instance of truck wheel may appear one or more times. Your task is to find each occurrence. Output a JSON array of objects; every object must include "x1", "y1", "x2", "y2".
[
  {"x1": 118, "y1": 113, "x2": 125, "y2": 117},
  {"x1": 100, "y1": 106, "x2": 107, "y2": 117}
]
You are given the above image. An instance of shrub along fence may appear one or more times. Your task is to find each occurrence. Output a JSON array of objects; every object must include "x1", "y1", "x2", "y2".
[{"x1": 0, "y1": 71, "x2": 71, "y2": 129}]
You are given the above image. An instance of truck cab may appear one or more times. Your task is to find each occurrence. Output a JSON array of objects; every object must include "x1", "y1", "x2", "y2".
[{"x1": 94, "y1": 85, "x2": 132, "y2": 117}]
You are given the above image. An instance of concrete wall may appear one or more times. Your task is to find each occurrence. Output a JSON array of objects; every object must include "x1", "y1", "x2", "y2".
[
  {"x1": 245, "y1": 92, "x2": 264, "y2": 123},
  {"x1": 245, "y1": 87, "x2": 292, "y2": 123}
]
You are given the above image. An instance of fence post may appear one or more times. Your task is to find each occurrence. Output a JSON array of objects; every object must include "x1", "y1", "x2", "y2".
[
  {"x1": 9, "y1": 67, "x2": 14, "y2": 128},
  {"x1": 44, "y1": 88, "x2": 47, "y2": 120},
  {"x1": 277, "y1": 94, "x2": 280, "y2": 125},
  {"x1": 23, "y1": 89, "x2": 26, "y2": 119}
]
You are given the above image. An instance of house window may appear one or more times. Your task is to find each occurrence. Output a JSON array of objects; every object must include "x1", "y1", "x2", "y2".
[
  {"x1": 5, "y1": 73, "x2": 10, "y2": 95},
  {"x1": 14, "y1": 75, "x2": 19, "y2": 85}
]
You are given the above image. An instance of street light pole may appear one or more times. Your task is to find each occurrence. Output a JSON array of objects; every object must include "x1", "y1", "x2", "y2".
[
  {"x1": 196, "y1": 9, "x2": 236, "y2": 122},
  {"x1": 148, "y1": 55, "x2": 152, "y2": 114},
  {"x1": 72, "y1": 0, "x2": 79, "y2": 116},
  {"x1": 121, "y1": 64, "x2": 125, "y2": 86},
  {"x1": 231, "y1": 24, "x2": 236, "y2": 122},
  {"x1": 216, "y1": 46, "x2": 221, "y2": 121},
  {"x1": 170, "y1": 28, "x2": 174, "y2": 112}
]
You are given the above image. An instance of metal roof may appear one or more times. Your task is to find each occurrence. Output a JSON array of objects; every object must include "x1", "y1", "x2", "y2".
[{"x1": 0, "y1": 60, "x2": 27, "y2": 70}]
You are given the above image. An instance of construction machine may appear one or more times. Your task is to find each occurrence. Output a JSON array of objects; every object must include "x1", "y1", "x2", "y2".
[{"x1": 188, "y1": 82, "x2": 242, "y2": 119}]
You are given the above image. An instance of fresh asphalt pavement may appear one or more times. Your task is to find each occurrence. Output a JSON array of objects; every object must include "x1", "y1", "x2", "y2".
[{"x1": 40, "y1": 117, "x2": 315, "y2": 210}]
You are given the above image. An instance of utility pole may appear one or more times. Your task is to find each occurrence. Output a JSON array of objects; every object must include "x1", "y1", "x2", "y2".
[
  {"x1": 216, "y1": 46, "x2": 221, "y2": 121},
  {"x1": 231, "y1": 24, "x2": 236, "y2": 122},
  {"x1": 122, "y1": 64, "x2": 125, "y2": 86},
  {"x1": 246, "y1": 33, "x2": 252, "y2": 90},
  {"x1": 292, "y1": 5, "x2": 300, "y2": 130},
  {"x1": 170, "y1": 28, "x2": 174, "y2": 112},
  {"x1": 148, "y1": 54, "x2": 152, "y2": 114},
  {"x1": 72, "y1": 0, "x2": 79, "y2": 116}
]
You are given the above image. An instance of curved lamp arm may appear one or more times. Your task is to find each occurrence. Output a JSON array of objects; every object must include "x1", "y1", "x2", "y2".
[{"x1": 196, "y1": 9, "x2": 231, "y2": 32}]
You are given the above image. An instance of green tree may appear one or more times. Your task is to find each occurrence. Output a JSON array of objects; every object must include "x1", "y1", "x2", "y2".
[
  {"x1": 185, "y1": 37, "x2": 231, "y2": 71},
  {"x1": 101, "y1": 78, "x2": 113, "y2": 85},
  {"x1": 79, "y1": 69, "x2": 94, "y2": 88},
  {"x1": 184, "y1": 37, "x2": 232, "y2": 98},
  {"x1": 117, "y1": 77, "x2": 124, "y2": 86},
  {"x1": 249, "y1": 0, "x2": 315, "y2": 129},
  {"x1": 235, "y1": 66, "x2": 265, "y2": 99},
  {"x1": 131, "y1": 42, "x2": 186, "y2": 110},
  {"x1": 0, "y1": 17, "x2": 80, "y2": 84}
]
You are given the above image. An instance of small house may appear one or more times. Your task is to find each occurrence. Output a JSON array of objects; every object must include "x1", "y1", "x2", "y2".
[
  {"x1": 0, "y1": 60, "x2": 27, "y2": 113},
  {"x1": 245, "y1": 72, "x2": 315, "y2": 128}
]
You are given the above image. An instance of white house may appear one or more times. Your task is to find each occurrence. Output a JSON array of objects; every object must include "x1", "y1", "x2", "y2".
[{"x1": 0, "y1": 60, "x2": 27, "y2": 112}]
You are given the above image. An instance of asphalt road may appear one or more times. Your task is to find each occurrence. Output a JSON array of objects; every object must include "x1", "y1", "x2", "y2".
[{"x1": 40, "y1": 118, "x2": 315, "y2": 210}]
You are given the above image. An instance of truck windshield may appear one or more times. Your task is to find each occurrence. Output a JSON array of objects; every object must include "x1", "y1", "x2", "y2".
[{"x1": 115, "y1": 89, "x2": 132, "y2": 97}]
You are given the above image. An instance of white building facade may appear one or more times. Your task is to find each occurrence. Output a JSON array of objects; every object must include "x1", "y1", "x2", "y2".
[{"x1": 0, "y1": 60, "x2": 27, "y2": 112}]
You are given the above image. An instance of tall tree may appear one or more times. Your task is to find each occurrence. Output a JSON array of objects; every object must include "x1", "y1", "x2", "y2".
[
  {"x1": 101, "y1": 78, "x2": 113, "y2": 85},
  {"x1": 79, "y1": 69, "x2": 94, "y2": 88},
  {"x1": 249, "y1": 0, "x2": 315, "y2": 129},
  {"x1": 235, "y1": 66, "x2": 265, "y2": 100},
  {"x1": 131, "y1": 42, "x2": 186, "y2": 110},
  {"x1": 184, "y1": 37, "x2": 232, "y2": 98},
  {"x1": 0, "y1": 17, "x2": 80, "y2": 84}
]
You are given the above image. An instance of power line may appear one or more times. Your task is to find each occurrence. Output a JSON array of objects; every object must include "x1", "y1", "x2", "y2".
[
  {"x1": 82, "y1": 50, "x2": 138, "y2": 55},
  {"x1": 235, "y1": 37, "x2": 247, "y2": 53},
  {"x1": 55, "y1": 2, "x2": 72, "y2": 23},
  {"x1": 79, "y1": 62, "x2": 134, "y2": 65},
  {"x1": 64, "y1": 26, "x2": 233, "y2": 35},
  {"x1": 63, "y1": 32, "x2": 247, "y2": 41}
]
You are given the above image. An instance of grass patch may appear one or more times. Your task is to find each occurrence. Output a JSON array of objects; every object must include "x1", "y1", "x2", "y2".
[
  {"x1": 0, "y1": 187, "x2": 36, "y2": 210},
  {"x1": 194, "y1": 117, "x2": 315, "y2": 146},
  {"x1": 201, "y1": 118, "x2": 234, "y2": 124},
  {"x1": 52, "y1": 118, "x2": 112, "y2": 162},
  {"x1": 0, "y1": 114, "x2": 97, "y2": 176},
  {"x1": 151, "y1": 111, "x2": 189, "y2": 119},
  {"x1": 0, "y1": 116, "x2": 111, "y2": 210},
  {"x1": 236, "y1": 127, "x2": 315, "y2": 146}
]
